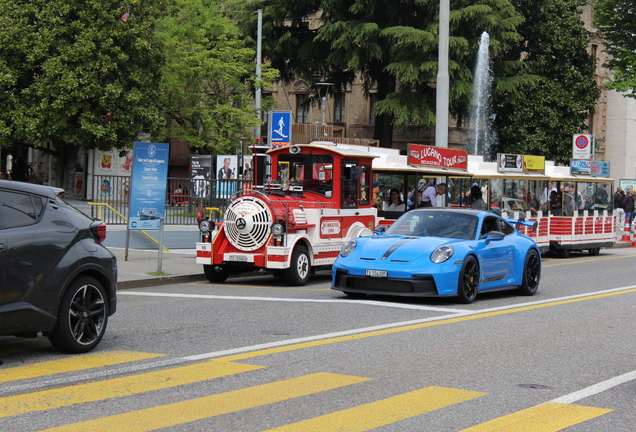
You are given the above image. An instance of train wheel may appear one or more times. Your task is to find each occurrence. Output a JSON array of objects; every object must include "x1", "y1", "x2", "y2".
[
  {"x1": 557, "y1": 248, "x2": 570, "y2": 258},
  {"x1": 588, "y1": 248, "x2": 600, "y2": 256},
  {"x1": 204, "y1": 265, "x2": 229, "y2": 283},
  {"x1": 285, "y1": 245, "x2": 310, "y2": 286}
]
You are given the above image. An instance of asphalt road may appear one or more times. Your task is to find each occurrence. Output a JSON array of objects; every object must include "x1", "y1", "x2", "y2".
[{"x1": 1, "y1": 247, "x2": 635, "y2": 431}]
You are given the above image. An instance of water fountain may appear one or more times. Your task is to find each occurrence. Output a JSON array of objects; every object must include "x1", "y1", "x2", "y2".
[{"x1": 468, "y1": 31, "x2": 496, "y2": 160}]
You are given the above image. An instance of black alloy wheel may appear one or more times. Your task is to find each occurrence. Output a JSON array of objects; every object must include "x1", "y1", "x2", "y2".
[
  {"x1": 49, "y1": 277, "x2": 109, "y2": 353},
  {"x1": 518, "y1": 249, "x2": 541, "y2": 296},
  {"x1": 457, "y1": 256, "x2": 479, "y2": 304}
]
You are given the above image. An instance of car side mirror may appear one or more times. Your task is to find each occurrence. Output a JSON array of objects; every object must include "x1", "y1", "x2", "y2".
[
  {"x1": 374, "y1": 225, "x2": 387, "y2": 235},
  {"x1": 485, "y1": 230, "x2": 505, "y2": 239}
]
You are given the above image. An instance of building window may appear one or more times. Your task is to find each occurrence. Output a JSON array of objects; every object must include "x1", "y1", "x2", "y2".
[
  {"x1": 296, "y1": 94, "x2": 309, "y2": 124},
  {"x1": 334, "y1": 93, "x2": 345, "y2": 124},
  {"x1": 369, "y1": 93, "x2": 378, "y2": 124}
]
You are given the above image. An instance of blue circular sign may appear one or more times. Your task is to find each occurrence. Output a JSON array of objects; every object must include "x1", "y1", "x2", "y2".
[{"x1": 575, "y1": 135, "x2": 588, "y2": 149}]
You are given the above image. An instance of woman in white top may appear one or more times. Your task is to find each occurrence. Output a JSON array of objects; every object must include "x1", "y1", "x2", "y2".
[{"x1": 384, "y1": 187, "x2": 406, "y2": 211}]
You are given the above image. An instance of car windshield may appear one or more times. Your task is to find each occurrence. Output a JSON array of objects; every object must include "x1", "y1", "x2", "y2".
[{"x1": 383, "y1": 210, "x2": 478, "y2": 240}]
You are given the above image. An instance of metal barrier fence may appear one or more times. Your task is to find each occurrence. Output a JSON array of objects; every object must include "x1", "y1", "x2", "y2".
[{"x1": 91, "y1": 175, "x2": 251, "y2": 225}]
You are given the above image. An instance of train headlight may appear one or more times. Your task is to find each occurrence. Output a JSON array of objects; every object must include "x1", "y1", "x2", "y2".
[
  {"x1": 199, "y1": 220, "x2": 212, "y2": 234},
  {"x1": 271, "y1": 222, "x2": 285, "y2": 236}
]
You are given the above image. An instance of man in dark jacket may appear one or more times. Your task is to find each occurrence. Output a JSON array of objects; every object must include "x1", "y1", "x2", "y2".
[
  {"x1": 614, "y1": 187, "x2": 625, "y2": 231},
  {"x1": 623, "y1": 187, "x2": 634, "y2": 225}
]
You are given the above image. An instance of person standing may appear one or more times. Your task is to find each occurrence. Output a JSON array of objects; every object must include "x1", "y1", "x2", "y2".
[
  {"x1": 421, "y1": 183, "x2": 447, "y2": 207},
  {"x1": 614, "y1": 187, "x2": 625, "y2": 231},
  {"x1": 623, "y1": 186, "x2": 634, "y2": 226}
]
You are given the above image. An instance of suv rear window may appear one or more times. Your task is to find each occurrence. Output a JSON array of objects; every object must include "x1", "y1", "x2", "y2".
[{"x1": 0, "y1": 190, "x2": 44, "y2": 229}]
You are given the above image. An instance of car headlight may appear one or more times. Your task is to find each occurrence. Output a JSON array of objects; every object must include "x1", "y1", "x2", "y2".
[
  {"x1": 271, "y1": 222, "x2": 285, "y2": 236},
  {"x1": 431, "y1": 245, "x2": 454, "y2": 263},
  {"x1": 340, "y1": 239, "x2": 357, "y2": 257},
  {"x1": 199, "y1": 219, "x2": 212, "y2": 234}
]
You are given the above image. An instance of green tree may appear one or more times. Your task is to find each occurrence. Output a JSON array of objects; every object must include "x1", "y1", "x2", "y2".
[
  {"x1": 238, "y1": 0, "x2": 525, "y2": 148},
  {"x1": 0, "y1": 0, "x2": 166, "y2": 191},
  {"x1": 594, "y1": 0, "x2": 636, "y2": 95},
  {"x1": 491, "y1": 0, "x2": 599, "y2": 164},
  {"x1": 155, "y1": 0, "x2": 277, "y2": 156}
]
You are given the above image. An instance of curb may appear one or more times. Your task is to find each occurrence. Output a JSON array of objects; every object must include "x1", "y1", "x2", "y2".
[{"x1": 118, "y1": 273, "x2": 207, "y2": 290}]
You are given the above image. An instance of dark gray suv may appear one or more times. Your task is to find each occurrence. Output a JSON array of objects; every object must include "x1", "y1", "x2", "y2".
[{"x1": 0, "y1": 180, "x2": 117, "y2": 353}]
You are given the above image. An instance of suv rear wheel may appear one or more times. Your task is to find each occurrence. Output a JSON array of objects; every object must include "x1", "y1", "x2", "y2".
[{"x1": 49, "y1": 277, "x2": 109, "y2": 353}]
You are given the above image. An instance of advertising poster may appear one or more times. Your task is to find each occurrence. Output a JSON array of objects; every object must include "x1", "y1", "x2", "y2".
[
  {"x1": 216, "y1": 155, "x2": 238, "y2": 198},
  {"x1": 128, "y1": 142, "x2": 169, "y2": 230},
  {"x1": 191, "y1": 155, "x2": 212, "y2": 199},
  {"x1": 570, "y1": 159, "x2": 610, "y2": 176}
]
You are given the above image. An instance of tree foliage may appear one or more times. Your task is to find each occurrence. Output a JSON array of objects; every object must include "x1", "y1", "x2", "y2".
[
  {"x1": 491, "y1": 0, "x2": 599, "y2": 164},
  {"x1": 238, "y1": 0, "x2": 526, "y2": 148},
  {"x1": 155, "y1": 0, "x2": 277, "y2": 156},
  {"x1": 0, "y1": 0, "x2": 166, "y2": 189},
  {"x1": 594, "y1": 0, "x2": 636, "y2": 96}
]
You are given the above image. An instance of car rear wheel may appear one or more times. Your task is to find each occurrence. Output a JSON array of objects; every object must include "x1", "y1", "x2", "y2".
[
  {"x1": 285, "y1": 245, "x2": 310, "y2": 286},
  {"x1": 518, "y1": 249, "x2": 541, "y2": 296},
  {"x1": 457, "y1": 256, "x2": 479, "y2": 304},
  {"x1": 204, "y1": 265, "x2": 229, "y2": 283},
  {"x1": 49, "y1": 277, "x2": 109, "y2": 353}
]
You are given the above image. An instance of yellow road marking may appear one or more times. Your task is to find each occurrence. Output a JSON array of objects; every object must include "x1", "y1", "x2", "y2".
[
  {"x1": 0, "y1": 351, "x2": 164, "y2": 383},
  {"x1": 43, "y1": 373, "x2": 370, "y2": 432},
  {"x1": 265, "y1": 386, "x2": 486, "y2": 431},
  {"x1": 542, "y1": 254, "x2": 636, "y2": 267},
  {"x1": 0, "y1": 360, "x2": 263, "y2": 418},
  {"x1": 217, "y1": 287, "x2": 636, "y2": 363},
  {"x1": 460, "y1": 402, "x2": 612, "y2": 431}
]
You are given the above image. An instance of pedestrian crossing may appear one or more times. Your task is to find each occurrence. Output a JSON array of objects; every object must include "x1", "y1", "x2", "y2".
[{"x1": 0, "y1": 350, "x2": 613, "y2": 431}]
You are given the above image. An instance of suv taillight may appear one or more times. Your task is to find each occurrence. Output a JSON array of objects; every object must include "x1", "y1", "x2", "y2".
[{"x1": 93, "y1": 222, "x2": 107, "y2": 243}]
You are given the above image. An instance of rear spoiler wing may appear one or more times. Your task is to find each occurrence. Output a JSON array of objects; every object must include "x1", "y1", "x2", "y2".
[{"x1": 506, "y1": 217, "x2": 538, "y2": 232}]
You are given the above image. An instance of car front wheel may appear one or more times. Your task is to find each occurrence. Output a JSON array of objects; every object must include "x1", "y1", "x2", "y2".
[
  {"x1": 457, "y1": 256, "x2": 479, "y2": 304},
  {"x1": 49, "y1": 277, "x2": 109, "y2": 353}
]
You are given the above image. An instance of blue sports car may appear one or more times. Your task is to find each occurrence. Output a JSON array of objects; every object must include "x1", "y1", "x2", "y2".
[{"x1": 332, "y1": 208, "x2": 541, "y2": 303}]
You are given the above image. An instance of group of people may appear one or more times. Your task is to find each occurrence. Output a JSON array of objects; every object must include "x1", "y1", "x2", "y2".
[
  {"x1": 372, "y1": 180, "x2": 449, "y2": 212},
  {"x1": 613, "y1": 186, "x2": 634, "y2": 230}
]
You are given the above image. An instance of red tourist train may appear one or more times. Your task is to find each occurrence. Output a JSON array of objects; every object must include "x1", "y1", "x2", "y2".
[{"x1": 196, "y1": 142, "x2": 618, "y2": 285}]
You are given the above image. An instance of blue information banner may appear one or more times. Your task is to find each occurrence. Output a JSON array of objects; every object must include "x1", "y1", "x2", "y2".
[
  {"x1": 570, "y1": 159, "x2": 610, "y2": 177},
  {"x1": 128, "y1": 142, "x2": 169, "y2": 230},
  {"x1": 269, "y1": 111, "x2": 292, "y2": 149}
]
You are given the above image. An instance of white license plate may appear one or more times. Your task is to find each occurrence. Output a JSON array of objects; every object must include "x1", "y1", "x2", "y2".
[
  {"x1": 229, "y1": 255, "x2": 248, "y2": 262},
  {"x1": 366, "y1": 269, "x2": 387, "y2": 278}
]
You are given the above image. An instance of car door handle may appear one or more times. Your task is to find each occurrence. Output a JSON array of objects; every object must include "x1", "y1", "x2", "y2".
[{"x1": 0, "y1": 243, "x2": 5, "y2": 251}]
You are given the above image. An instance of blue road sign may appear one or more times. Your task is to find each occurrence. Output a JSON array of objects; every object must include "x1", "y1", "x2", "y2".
[{"x1": 269, "y1": 111, "x2": 292, "y2": 149}]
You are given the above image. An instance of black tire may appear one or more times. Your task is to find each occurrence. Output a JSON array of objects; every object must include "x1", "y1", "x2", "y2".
[
  {"x1": 518, "y1": 249, "x2": 541, "y2": 296},
  {"x1": 457, "y1": 256, "x2": 479, "y2": 304},
  {"x1": 284, "y1": 245, "x2": 310, "y2": 286},
  {"x1": 343, "y1": 291, "x2": 367, "y2": 298},
  {"x1": 48, "y1": 277, "x2": 109, "y2": 353},
  {"x1": 204, "y1": 265, "x2": 229, "y2": 283},
  {"x1": 557, "y1": 248, "x2": 570, "y2": 258},
  {"x1": 588, "y1": 248, "x2": 601, "y2": 256}
]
